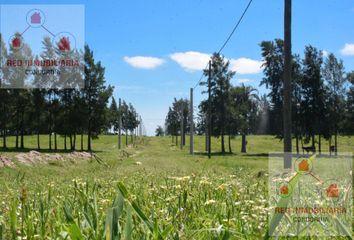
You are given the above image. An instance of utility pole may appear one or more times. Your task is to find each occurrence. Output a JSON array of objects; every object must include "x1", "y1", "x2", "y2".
[
  {"x1": 205, "y1": 115, "x2": 208, "y2": 152},
  {"x1": 283, "y1": 0, "x2": 292, "y2": 169},
  {"x1": 118, "y1": 98, "x2": 122, "y2": 149},
  {"x1": 135, "y1": 113, "x2": 138, "y2": 140},
  {"x1": 207, "y1": 60, "x2": 212, "y2": 159},
  {"x1": 180, "y1": 111, "x2": 184, "y2": 150},
  {"x1": 190, "y1": 88, "x2": 194, "y2": 155}
]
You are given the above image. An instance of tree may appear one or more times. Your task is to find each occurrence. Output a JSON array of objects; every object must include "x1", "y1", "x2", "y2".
[
  {"x1": 255, "y1": 94, "x2": 271, "y2": 135},
  {"x1": 322, "y1": 53, "x2": 346, "y2": 153},
  {"x1": 6, "y1": 33, "x2": 33, "y2": 148},
  {"x1": 165, "y1": 107, "x2": 179, "y2": 145},
  {"x1": 344, "y1": 71, "x2": 354, "y2": 135},
  {"x1": 109, "y1": 97, "x2": 119, "y2": 133},
  {"x1": 155, "y1": 126, "x2": 164, "y2": 136},
  {"x1": 0, "y1": 40, "x2": 141, "y2": 152},
  {"x1": 301, "y1": 46, "x2": 324, "y2": 152},
  {"x1": 83, "y1": 45, "x2": 113, "y2": 151},
  {"x1": 29, "y1": 89, "x2": 46, "y2": 149},
  {"x1": 172, "y1": 98, "x2": 189, "y2": 147},
  {"x1": 229, "y1": 84, "x2": 259, "y2": 153},
  {"x1": 260, "y1": 39, "x2": 284, "y2": 137},
  {"x1": 199, "y1": 53, "x2": 235, "y2": 154},
  {"x1": 126, "y1": 103, "x2": 139, "y2": 142},
  {"x1": 291, "y1": 55, "x2": 303, "y2": 154},
  {"x1": 121, "y1": 100, "x2": 130, "y2": 145},
  {"x1": 0, "y1": 34, "x2": 10, "y2": 148}
]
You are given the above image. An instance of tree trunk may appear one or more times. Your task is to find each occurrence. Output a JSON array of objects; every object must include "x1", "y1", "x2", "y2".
[
  {"x1": 81, "y1": 132, "x2": 84, "y2": 151},
  {"x1": 2, "y1": 103, "x2": 7, "y2": 148},
  {"x1": 16, "y1": 110, "x2": 19, "y2": 149},
  {"x1": 16, "y1": 132, "x2": 19, "y2": 149},
  {"x1": 228, "y1": 135, "x2": 232, "y2": 153},
  {"x1": 180, "y1": 115, "x2": 184, "y2": 149},
  {"x1": 49, "y1": 134, "x2": 52, "y2": 150},
  {"x1": 64, "y1": 134, "x2": 67, "y2": 151},
  {"x1": 87, "y1": 133, "x2": 91, "y2": 151},
  {"x1": 20, "y1": 110, "x2": 24, "y2": 149},
  {"x1": 20, "y1": 130, "x2": 24, "y2": 149},
  {"x1": 311, "y1": 134, "x2": 315, "y2": 152},
  {"x1": 296, "y1": 134, "x2": 299, "y2": 155},
  {"x1": 334, "y1": 130, "x2": 338, "y2": 156},
  {"x1": 87, "y1": 119, "x2": 92, "y2": 151},
  {"x1": 73, "y1": 134, "x2": 76, "y2": 150},
  {"x1": 37, "y1": 133, "x2": 40, "y2": 150},
  {"x1": 182, "y1": 120, "x2": 186, "y2": 146},
  {"x1": 241, "y1": 134, "x2": 247, "y2": 153},
  {"x1": 221, "y1": 132, "x2": 225, "y2": 154},
  {"x1": 125, "y1": 131, "x2": 128, "y2": 146},
  {"x1": 87, "y1": 132, "x2": 91, "y2": 151},
  {"x1": 54, "y1": 133, "x2": 57, "y2": 151},
  {"x1": 318, "y1": 134, "x2": 321, "y2": 155},
  {"x1": 2, "y1": 129, "x2": 7, "y2": 148},
  {"x1": 69, "y1": 134, "x2": 73, "y2": 151}
]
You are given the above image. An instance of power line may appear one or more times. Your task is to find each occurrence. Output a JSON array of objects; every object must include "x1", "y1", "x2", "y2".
[
  {"x1": 193, "y1": 0, "x2": 253, "y2": 90},
  {"x1": 193, "y1": 69, "x2": 207, "y2": 89},
  {"x1": 217, "y1": 0, "x2": 253, "y2": 54}
]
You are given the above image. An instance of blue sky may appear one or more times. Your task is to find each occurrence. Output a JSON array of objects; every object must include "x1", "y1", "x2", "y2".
[{"x1": 1, "y1": 0, "x2": 354, "y2": 135}]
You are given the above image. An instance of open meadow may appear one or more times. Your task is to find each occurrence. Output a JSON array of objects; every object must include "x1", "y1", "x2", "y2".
[{"x1": 0, "y1": 135, "x2": 353, "y2": 239}]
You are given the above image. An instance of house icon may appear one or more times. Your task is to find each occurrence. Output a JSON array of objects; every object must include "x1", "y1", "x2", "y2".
[{"x1": 31, "y1": 12, "x2": 41, "y2": 24}]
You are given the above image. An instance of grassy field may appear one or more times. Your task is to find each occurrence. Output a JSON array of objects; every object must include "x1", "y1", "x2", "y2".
[{"x1": 0, "y1": 135, "x2": 353, "y2": 239}]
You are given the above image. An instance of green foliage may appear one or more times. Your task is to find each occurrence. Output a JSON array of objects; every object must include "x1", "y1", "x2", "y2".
[
  {"x1": 0, "y1": 135, "x2": 353, "y2": 238},
  {"x1": 155, "y1": 125, "x2": 165, "y2": 136}
]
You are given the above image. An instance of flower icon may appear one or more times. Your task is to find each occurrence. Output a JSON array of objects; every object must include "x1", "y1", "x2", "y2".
[
  {"x1": 280, "y1": 185, "x2": 289, "y2": 195},
  {"x1": 326, "y1": 183, "x2": 339, "y2": 198},
  {"x1": 298, "y1": 159, "x2": 309, "y2": 172},
  {"x1": 12, "y1": 37, "x2": 22, "y2": 49},
  {"x1": 57, "y1": 36, "x2": 71, "y2": 52}
]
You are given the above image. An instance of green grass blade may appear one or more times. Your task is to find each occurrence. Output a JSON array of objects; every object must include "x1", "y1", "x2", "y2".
[
  {"x1": 67, "y1": 222, "x2": 84, "y2": 240},
  {"x1": 124, "y1": 204, "x2": 132, "y2": 240},
  {"x1": 9, "y1": 200, "x2": 17, "y2": 240},
  {"x1": 117, "y1": 182, "x2": 163, "y2": 238},
  {"x1": 161, "y1": 225, "x2": 173, "y2": 239},
  {"x1": 334, "y1": 216, "x2": 352, "y2": 237},
  {"x1": 0, "y1": 224, "x2": 3, "y2": 240}
]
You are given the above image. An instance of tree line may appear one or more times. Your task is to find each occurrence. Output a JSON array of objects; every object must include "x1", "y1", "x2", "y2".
[
  {"x1": 0, "y1": 34, "x2": 140, "y2": 151},
  {"x1": 164, "y1": 39, "x2": 354, "y2": 154}
]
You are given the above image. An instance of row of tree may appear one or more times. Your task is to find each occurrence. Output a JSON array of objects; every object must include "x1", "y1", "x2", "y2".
[
  {"x1": 108, "y1": 97, "x2": 141, "y2": 145},
  {"x1": 0, "y1": 34, "x2": 140, "y2": 151},
  {"x1": 164, "y1": 40, "x2": 354, "y2": 154},
  {"x1": 261, "y1": 39, "x2": 354, "y2": 154}
]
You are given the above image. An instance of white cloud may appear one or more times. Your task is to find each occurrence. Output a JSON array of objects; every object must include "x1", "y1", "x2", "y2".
[
  {"x1": 169, "y1": 51, "x2": 210, "y2": 72},
  {"x1": 322, "y1": 50, "x2": 329, "y2": 57},
  {"x1": 123, "y1": 56, "x2": 165, "y2": 69},
  {"x1": 169, "y1": 51, "x2": 263, "y2": 75},
  {"x1": 229, "y1": 58, "x2": 263, "y2": 74},
  {"x1": 340, "y1": 43, "x2": 354, "y2": 56}
]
